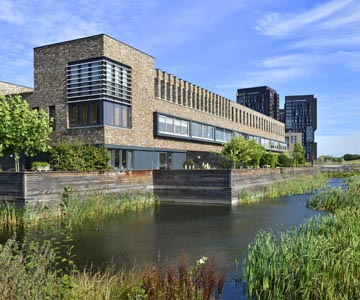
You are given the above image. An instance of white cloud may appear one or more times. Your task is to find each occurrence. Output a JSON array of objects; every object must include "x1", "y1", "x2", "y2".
[
  {"x1": 256, "y1": 0, "x2": 354, "y2": 37},
  {"x1": 0, "y1": 0, "x2": 26, "y2": 24}
]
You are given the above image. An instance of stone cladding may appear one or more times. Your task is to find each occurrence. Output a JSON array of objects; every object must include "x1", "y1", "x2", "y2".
[{"x1": 0, "y1": 81, "x2": 33, "y2": 95}]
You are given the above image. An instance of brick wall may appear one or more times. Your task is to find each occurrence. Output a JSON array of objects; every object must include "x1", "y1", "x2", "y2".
[{"x1": 0, "y1": 82, "x2": 33, "y2": 96}]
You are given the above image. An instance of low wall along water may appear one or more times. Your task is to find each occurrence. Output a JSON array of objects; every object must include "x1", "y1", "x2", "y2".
[{"x1": 0, "y1": 168, "x2": 318, "y2": 205}]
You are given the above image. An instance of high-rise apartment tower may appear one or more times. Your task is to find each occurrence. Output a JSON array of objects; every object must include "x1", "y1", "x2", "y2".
[
  {"x1": 236, "y1": 86, "x2": 280, "y2": 120},
  {"x1": 284, "y1": 95, "x2": 317, "y2": 161}
]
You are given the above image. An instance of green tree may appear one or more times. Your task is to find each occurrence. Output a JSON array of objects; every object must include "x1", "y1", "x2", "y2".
[
  {"x1": 293, "y1": 142, "x2": 305, "y2": 166},
  {"x1": 278, "y1": 153, "x2": 292, "y2": 167},
  {"x1": 221, "y1": 136, "x2": 266, "y2": 169},
  {"x1": 260, "y1": 152, "x2": 279, "y2": 168},
  {"x1": 0, "y1": 95, "x2": 52, "y2": 171}
]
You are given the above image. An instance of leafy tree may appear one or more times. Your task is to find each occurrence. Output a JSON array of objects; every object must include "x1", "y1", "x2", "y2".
[
  {"x1": 221, "y1": 136, "x2": 266, "y2": 169},
  {"x1": 260, "y1": 152, "x2": 278, "y2": 168},
  {"x1": 293, "y1": 142, "x2": 305, "y2": 166},
  {"x1": 343, "y1": 154, "x2": 360, "y2": 161},
  {"x1": 51, "y1": 140, "x2": 110, "y2": 171},
  {"x1": 0, "y1": 95, "x2": 52, "y2": 171},
  {"x1": 278, "y1": 153, "x2": 292, "y2": 167},
  {"x1": 247, "y1": 139, "x2": 266, "y2": 168}
]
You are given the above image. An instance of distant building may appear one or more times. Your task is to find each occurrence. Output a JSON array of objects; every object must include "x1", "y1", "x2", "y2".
[
  {"x1": 236, "y1": 86, "x2": 280, "y2": 120},
  {"x1": 279, "y1": 108, "x2": 285, "y2": 123},
  {"x1": 285, "y1": 132, "x2": 303, "y2": 155},
  {"x1": 284, "y1": 95, "x2": 317, "y2": 161}
]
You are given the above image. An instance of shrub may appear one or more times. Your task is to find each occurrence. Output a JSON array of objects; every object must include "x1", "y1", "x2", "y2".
[
  {"x1": 278, "y1": 153, "x2": 292, "y2": 167},
  {"x1": 0, "y1": 238, "x2": 60, "y2": 300},
  {"x1": 51, "y1": 140, "x2": 110, "y2": 171},
  {"x1": 31, "y1": 161, "x2": 50, "y2": 171}
]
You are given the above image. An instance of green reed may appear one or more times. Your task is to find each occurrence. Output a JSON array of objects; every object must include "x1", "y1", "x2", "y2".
[
  {"x1": 0, "y1": 203, "x2": 25, "y2": 228},
  {"x1": 0, "y1": 190, "x2": 158, "y2": 228},
  {"x1": 242, "y1": 175, "x2": 360, "y2": 300},
  {"x1": 27, "y1": 189, "x2": 158, "y2": 227},
  {"x1": 239, "y1": 173, "x2": 328, "y2": 204},
  {"x1": 307, "y1": 175, "x2": 360, "y2": 211},
  {"x1": 264, "y1": 173, "x2": 328, "y2": 199}
]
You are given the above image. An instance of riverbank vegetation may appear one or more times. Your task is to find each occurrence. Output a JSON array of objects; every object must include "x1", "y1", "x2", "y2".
[
  {"x1": 0, "y1": 236, "x2": 227, "y2": 300},
  {"x1": 264, "y1": 173, "x2": 327, "y2": 199},
  {"x1": 241, "y1": 175, "x2": 360, "y2": 299},
  {"x1": 0, "y1": 188, "x2": 158, "y2": 229},
  {"x1": 238, "y1": 172, "x2": 328, "y2": 204}
]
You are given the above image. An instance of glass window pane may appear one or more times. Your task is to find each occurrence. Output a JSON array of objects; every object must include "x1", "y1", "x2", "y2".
[
  {"x1": 122, "y1": 106, "x2": 128, "y2": 128},
  {"x1": 121, "y1": 150, "x2": 127, "y2": 169},
  {"x1": 159, "y1": 115, "x2": 166, "y2": 132},
  {"x1": 91, "y1": 101, "x2": 100, "y2": 125},
  {"x1": 127, "y1": 151, "x2": 133, "y2": 169},
  {"x1": 175, "y1": 119, "x2": 181, "y2": 134},
  {"x1": 69, "y1": 104, "x2": 78, "y2": 127},
  {"x1": 114, "y1": 150, "x2": 120, "y2": 168},
  {"x1": 114, "y1": 104, "x2": 121, "y2": 126},
  {"x1": 166, "y1": 117, "x2": 174, "y2": 133}
]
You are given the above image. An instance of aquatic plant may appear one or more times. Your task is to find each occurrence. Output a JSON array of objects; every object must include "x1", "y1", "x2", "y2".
[
  {"x1": 0, "y1": 189, "x2": 158, "y2": 228},
  {"x1": 307, "y1": 175, "x2": 360, "y2": 211},
  {"x1": 0, "y1": 203, "x2": 25, "y2": 228},
  {"x1": 242, "y1": 175, "x2": 360, "y2": 300},
  {"x1": 264, "y1": 173, "x2": 327, "y2": 199}
]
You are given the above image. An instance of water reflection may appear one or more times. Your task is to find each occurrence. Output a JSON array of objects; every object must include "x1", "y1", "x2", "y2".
[{"x1": 71, "y1": 192, "x2": 322, "y2": 271}]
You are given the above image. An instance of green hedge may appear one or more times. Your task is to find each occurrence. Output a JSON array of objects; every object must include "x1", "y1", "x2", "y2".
[{"x1": 51, "y1": 140, "x2": 110, "y2": 171}]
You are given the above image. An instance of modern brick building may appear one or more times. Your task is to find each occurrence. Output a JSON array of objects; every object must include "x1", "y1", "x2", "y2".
[
  {"x1": 1, "y1": 34, "x2": 286, "y2": 170},
  {"x1": 236, "y1": 86, "x2": 280, "y2": 121},
  {"x1": 284, "y1": 95, "x2": 317, "y2": 161}
]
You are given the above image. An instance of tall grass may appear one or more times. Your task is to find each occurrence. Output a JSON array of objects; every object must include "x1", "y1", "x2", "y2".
[
  {"x1": 0, "y1": 189, "x2": 158, "y2": 228},
  {"x1": 0, "y1": 203, "x2": 25, "y2": 228},
  {"x1": 0, "y1": 236, "x2": 227, "y2": 300},
  {"x1": 242, "y1": 175, "x2": 360, "y2": 300},
  {"x1": 264, "y1": 173, "x2": 328, "y2": 199},
  {"x1": 30, "y1": 188, "x2": 158, "y2": 227},
  {"x1": 307, "y1": 175, "x2": 360, "y2": 211},
  {"x1": 239, "y1": 173, "x2": 328, "y2": 204}
]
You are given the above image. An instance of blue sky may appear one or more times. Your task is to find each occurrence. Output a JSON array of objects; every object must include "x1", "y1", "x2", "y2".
[{"x1": 1, "y1": 0, "x2": 359, "y2": 157}]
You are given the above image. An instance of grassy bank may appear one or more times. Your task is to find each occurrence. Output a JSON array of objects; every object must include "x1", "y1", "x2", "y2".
[
  {"x1": 241, "y1": 175, "x2": 360, "y2": 300},
  {"x1": 0, "y1": 236, "x2": 227, "y2": 300},
  {"x1": 238, "y1": 172, "x2": 328, "y2": 204},
  {"x1": 0, "y1": 189, "x2": 158, "y2": 228}
]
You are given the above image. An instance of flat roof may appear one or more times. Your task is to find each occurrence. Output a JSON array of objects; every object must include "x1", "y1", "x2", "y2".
[{"x1": 34, "y1": 33, "x2": 154, "y2": 59}]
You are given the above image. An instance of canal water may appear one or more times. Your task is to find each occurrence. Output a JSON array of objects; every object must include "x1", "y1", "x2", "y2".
[
  {"x1": 67, "y1": 178, "x2": 344, "y2": 299},
  {"x1": 0, "y1": 178, "x2": 344, "y2": 299}
]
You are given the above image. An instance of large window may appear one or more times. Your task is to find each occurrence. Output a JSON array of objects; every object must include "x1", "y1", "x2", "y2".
[
  {"x1": 69, "y1": 101, "x2": 101, "y2": 127},
  {"x1": 67, "y1": 57, "x2": 132, "y2": 129},
  {"x1": 67, "y1": 57, "x2": 132, "y2": 104},
  {"x1": 215, "y1": 128, "x2": 233, "y2": 142},
  {"x1": 110, "y1": 149, "x2": 133, "y2": 169},
  {"x1": 158, "y1": 115, "x2": 189, "y2": 136},
  {"x1": 104, "y1": 101, "x2": 130, "y2": 128},
  {"x1": 191, "y1": 122, "x2": 214, "y2": 140}
]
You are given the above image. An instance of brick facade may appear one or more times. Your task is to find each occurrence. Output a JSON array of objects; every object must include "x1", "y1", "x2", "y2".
[{"x1": 3, "y1": 34, "x2": 287, "y2": 170}]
